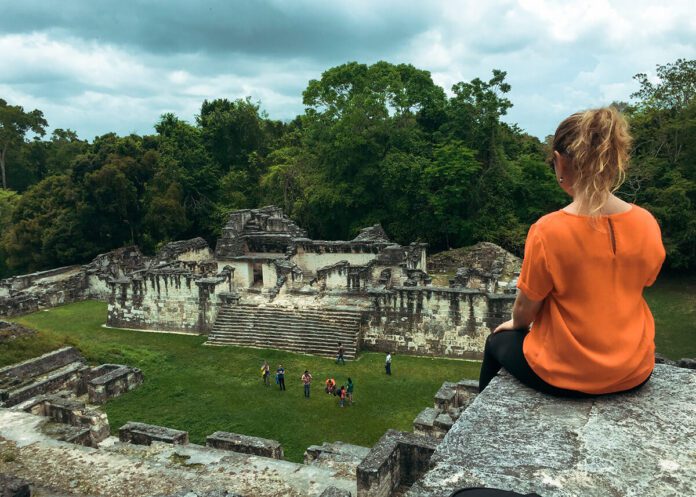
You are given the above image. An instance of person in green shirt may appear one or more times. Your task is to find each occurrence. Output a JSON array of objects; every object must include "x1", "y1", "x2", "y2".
[{"x1": 346, "y1": 377, "x2": 354, "y2": 405}]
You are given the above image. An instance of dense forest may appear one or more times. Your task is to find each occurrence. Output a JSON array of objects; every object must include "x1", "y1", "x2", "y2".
[{"x1": 0, "y1": 58, "x2": 694, "y2": 278}]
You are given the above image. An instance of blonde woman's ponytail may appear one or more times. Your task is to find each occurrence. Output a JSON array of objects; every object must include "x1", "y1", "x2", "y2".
[{"x1": 552, "y1": 106, "x2": 632, "y2": 218}]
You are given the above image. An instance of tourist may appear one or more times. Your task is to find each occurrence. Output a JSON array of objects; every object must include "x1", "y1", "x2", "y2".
[
  {"x1": 301, "y1": 370, "x2": 312, "y2": 398},
  {"x1": 336, "y1": 342, "x2": 346, "y2": 365},
  {"x1": 385, "y1": 352, "x2": 392, "y2": 375},
  {"x1": 478, "y1": 107, "x2": 665, "y2": 397},
  {"x1": 276, "y1": 364, "x2": 286, "y2": 391},
  {"x1": 338, "y1": 385, "x2": 346, "y2": 407},
  {"x1": 261, "y1": 360, "x2": 270, "y2": 387},
  {"x1": 346, "y1": 377, "x2": 354, "y2": 405},
  {"x1": 325, "y1": 377, "x2": 336, "y2": 394}
]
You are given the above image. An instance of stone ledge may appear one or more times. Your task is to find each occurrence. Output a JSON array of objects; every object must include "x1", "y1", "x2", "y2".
[
  {"x1": 119, "y1": 422, "x2": 189, "y2": 446},
  {"x1": 357, "y1": 429, "x2": 439, "y2": 497},
  {"x1": 0, "y1": 347, "x2": 83, "y2": 382},
  {"x1": 206, "y1": 431, "x2": 284, "y2": 459},
  {"x1": 407, "y1": 364, "x2": 696, "y2": 497}
]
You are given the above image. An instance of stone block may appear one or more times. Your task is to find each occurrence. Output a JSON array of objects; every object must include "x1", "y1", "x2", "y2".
[
  {"x1": 433, "y1": 382, "x2": 457, "y2": 411},
  {"x1": 206, "y1": 431, "x2": 283, "y2": 459},
  {"x1": 0, "y1": 474, "x2": 31, "y2": 497},
  {"x1": 319, "y1": 486, "x2": 352, "y2": 497},
  {"x1": 357, "y1": 429, "x2": 439, "y2": 497},
  {"x1": 677, "y1": 357, "x2": 696, "y2": 369},
  {"x1": 0, "y1": 347, "x2": 83, "y2": 382},
  {"x1": 88, "y1": 365, "x2": 143, "y2": 404},
  {"x1": 0, "y1": 362, "x2": 88, "y2": 407},
  {"x1": 433, "y1": 413, "x2": 453, "y2": 432},
  {"x1": 407, "y1": 364, "x2": 696, "y2": 496},
  {"x1": 119, "y1": 422, "x2": 188, "y2": 446},
  {"x1": 413, "y1": 407, "x2": 440, "y2": 433}
]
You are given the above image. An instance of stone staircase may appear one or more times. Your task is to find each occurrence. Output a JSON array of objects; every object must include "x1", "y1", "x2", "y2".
[{"x1": 206, "y1": 304, "x2": 362, "y2": 359}]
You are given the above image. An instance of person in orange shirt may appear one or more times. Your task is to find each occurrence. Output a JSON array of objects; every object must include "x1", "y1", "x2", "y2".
[{"x1": 479, "y1": 107, "x2": 666, "y2": 396}]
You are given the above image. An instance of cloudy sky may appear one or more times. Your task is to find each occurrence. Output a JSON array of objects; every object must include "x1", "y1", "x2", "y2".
[{"x1": 1, "y1": 0, "x2": 695, "y2": 140}]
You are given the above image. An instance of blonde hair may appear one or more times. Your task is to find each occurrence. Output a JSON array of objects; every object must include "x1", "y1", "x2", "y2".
[{"x1": 551, "y1": 106, "x2": 632, "y2": 218}]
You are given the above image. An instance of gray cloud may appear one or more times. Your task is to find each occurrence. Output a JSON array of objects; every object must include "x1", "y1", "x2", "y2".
[
  {"x1": 1, "y1": 0, "x2": 695, "y2": 140},
  {"x1": 0, "y1": 0, "x2": 432, "y2": 60}
]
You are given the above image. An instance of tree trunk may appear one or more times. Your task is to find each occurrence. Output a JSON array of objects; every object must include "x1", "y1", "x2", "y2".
[{"x1": 0, "y1": 142, "x2": 7, "y2": 189}]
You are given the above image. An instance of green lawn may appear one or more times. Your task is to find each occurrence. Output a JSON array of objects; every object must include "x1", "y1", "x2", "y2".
[
  {"x1": 1, "y1": 272, "x2": 692, "y2": 461},
  {"x1": 2, "y1": 301, "x2": 479, "y2": 462},
  {"x1": 645, "y1": 272, "x2": 696, "y2": 360}
]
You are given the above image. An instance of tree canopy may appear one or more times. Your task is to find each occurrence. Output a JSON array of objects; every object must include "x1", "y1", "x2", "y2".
[{"x1": 1, "y1": 58, "x2": 694, "y2": 277}]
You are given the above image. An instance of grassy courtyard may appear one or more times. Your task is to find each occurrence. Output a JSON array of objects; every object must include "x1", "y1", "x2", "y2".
[
  {"x1": 1, "y1": 272, "x2": 693, "y2": 462},
  {"x1": 2, "y1": 300, "x2": 479, "y2": 462}
]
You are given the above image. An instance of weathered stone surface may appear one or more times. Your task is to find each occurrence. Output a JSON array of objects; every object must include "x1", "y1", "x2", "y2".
[
  {"x1": 357, "y1": 429, "x2": 439, "y2": 497},
  {"x1": 353, "y1": 225, "x2": 390, "y2": 243},
  {"x1": 407, "y1": 365, "x2": 696, "y2": 497},
  {"x1": 0, "y1": 347, "x2": 82, "y2": 383},
  {"x1": 0, "y1": 362, "x2": 88, "y2": 408},
  {"x1": 0, "y1": 321, "x2": 36, "y2": 343},
  {"x1": 164, "y1": 491, "x2": 243, "y2": 497},
  {"x1": 413, "y1": 407, "x2": 439, "y2": 432},
  {"x1": 156, "y1": 238, "x2": 211, "y2": 263},
  {"x1": 304, "y1": 441, "x2": 371, "y2": 480},
  {"x1": 363, "y1": 288, "x2": 514, "y2": 360},
  {"x1": 319, "y1": 486, "x2": 353, "y2": 497},
  {"x1": 1, "y1": 409, "x2": 357, "y2": 497},
  {"x1": 25, "y1": 395, "x2": 110, "y2": 447},
  {"x1": 654, "y1": 352, "x2": 676, "y2": 366},
  {"x1": 0, "y1": 474, "x2": 31, "y2": 497},
  {"x1": 206, "y1": 431, "x2": 283, "y2": 459},
  {"x1": 677, "y1": 357, "x2": 696, "y2": 369},
  {"x1": 433, "y1": 382, "x2": 457, "y2": 411},
  {"x1": 88, "y1": 365, "x2": 143, "y2": 404},
  {"x1": 119, "y1": 422, "x2": 189, "y2": 446},
  {"x1": 433, "y1": 413, "x2": 453, "y2": 431}
]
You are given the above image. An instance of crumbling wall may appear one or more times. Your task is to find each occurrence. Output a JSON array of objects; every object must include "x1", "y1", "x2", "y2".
[
  {"x1": 0, "y1": 266, "x2": 87, "y2": 317},
  {"x1": 106, "y1": 265, "x2": 234, "y2": 333},
  {"x1": 362, "y1": 288, "x2": 514, "y2": 359}
]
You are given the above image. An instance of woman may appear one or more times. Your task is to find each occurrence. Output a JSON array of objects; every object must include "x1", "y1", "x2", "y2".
[
  {"x1": 479, "y1": 107, "x2": 665, "y2": 397},
  {"x1": 261, "y1": 360, "x2": 270, "y2": 387}
]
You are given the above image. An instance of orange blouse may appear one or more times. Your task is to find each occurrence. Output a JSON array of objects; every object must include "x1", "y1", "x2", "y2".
[{"x1": 517, "y1": 204, "x2": 666, "y2": 394}]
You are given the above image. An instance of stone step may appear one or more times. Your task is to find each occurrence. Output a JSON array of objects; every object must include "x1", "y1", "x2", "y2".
[
  {"x1": 221, "y1": 306, "x2": 363, "y2": 320},
  {"x1": 214, "y1": 314, "x2": 361, "y2": 328},
  {"x1": 211, "y1": 332, "x2": 357, "y2": 346},
  {"x1": 205, "y1": 340, "x2": 357, "y2": 359},
  {"x1": 212, "y1": 318, "x2": 360, "y2": 335},
  {"x1": 211, "y1": 323, "x2": 359, "y2": 338},
  {"x1": 207, "y1": 336, "x2": 357, "y2": 354},
  {"x1": 208, "y1": 304, "x2": 361, "y2": 358},
  {"x1": 0, "y1": 361, "x2": 88, "y2": 407},
  {"x1": 208, "y1": 331, "x2": 358, "y2": 347},
  {"x1": 215, "y1": 319, "x2": 358, "y2": 332}
]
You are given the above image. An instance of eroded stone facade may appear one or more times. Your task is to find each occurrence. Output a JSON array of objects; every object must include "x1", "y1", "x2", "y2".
[
  {"x1": 0, "y1": 206, "x2": 519, "y2": 359},
  {"x1": 100, "y1": 206, "x2": 517, "y2": 359}
]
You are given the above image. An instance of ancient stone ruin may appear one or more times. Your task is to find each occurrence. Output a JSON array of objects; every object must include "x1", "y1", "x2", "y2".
[
  {"x1": 2, "y1": 348, "x2": 694, "y2": 496},
  {"x1": 0, "y1": 347, "x2": 142, "y2": 448},
  {"x1": 0, "y1": 206, "x2": 521, "y2": 360}
]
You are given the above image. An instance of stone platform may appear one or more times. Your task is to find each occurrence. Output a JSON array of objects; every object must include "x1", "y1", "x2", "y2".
[{"x1": 407, "y1": 364, "x2": 696, "y2": 497}]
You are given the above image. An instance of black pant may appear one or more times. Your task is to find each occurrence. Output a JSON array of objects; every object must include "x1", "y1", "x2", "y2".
[
  {"x1": 479, "y1": 329, "x2": 651, "y2": 397},
  {"x1": 278, "y1": 377, "x2": 286, "y2": 390}
]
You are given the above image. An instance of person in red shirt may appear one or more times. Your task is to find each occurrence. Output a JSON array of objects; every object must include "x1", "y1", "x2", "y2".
[
  {"x1": 338, "y1": 385, "x2": 347, "y2": 407},
  {"x1": 479, "y1": 107, "x2": 665, "y2": 396}
]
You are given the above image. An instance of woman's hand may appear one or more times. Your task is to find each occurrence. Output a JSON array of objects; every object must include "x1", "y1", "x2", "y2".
[{"x1": 493, "y1": 318, "x2": 516, "y2": 334}]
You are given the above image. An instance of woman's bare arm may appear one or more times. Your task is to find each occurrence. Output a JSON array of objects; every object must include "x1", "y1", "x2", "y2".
[{"x1": 493, "y1": 290, "x2": 544, "y2": 333}]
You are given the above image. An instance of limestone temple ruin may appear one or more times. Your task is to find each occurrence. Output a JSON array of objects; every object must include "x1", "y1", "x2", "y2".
[
  {"x1": 2, "y1": 206, "x2": 695, "y2": 496},
  {"x1": 1, "y1": 206, "x2": 520, "y2": 361}
]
